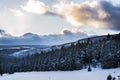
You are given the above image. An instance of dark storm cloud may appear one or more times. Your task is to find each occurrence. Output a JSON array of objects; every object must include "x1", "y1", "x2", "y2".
[{"x1": 100, "y1": 1, "x2": 120, "y2": 30}]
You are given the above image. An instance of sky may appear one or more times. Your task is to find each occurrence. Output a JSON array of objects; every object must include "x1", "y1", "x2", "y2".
[{"x1": 0, "y1": 0, "x2": 120, "y2": 37}]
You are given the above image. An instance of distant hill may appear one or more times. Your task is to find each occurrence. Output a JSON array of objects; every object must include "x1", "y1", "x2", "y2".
[{"x1": 0, "y1": 33, "x2": 120, "y2": 74}]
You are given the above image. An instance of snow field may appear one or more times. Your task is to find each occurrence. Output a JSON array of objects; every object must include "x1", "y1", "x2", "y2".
[{"x1": 0, "y1": 68, "x2": 120, "y2": 80}]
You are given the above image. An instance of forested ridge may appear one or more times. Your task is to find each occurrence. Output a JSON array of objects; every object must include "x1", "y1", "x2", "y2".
[{"x1": 0, "y1": 33, "x2": 120, "y2": 75}]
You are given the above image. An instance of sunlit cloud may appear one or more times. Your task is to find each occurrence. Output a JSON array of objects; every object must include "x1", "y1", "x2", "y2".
[
  {"x1": 21, "y1": 0, "x2": 51, "y2": 15},
  {"x1": 10, "y1": 9, "x2": 24, "y2": 16},
  {"x1": 54, "y1": 1, "x2": 109, "y2": 27},
  {"x1": 53, "y1": 1, "x2": 119, "y2": 29},
  {"x1": 20, "y1": 0, "x2": 120, "y2": 30}
]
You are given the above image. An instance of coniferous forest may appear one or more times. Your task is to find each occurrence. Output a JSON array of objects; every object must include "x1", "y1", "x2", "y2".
[{"x1": 0, "y1": 33, "x2": 120, "y2": 75}]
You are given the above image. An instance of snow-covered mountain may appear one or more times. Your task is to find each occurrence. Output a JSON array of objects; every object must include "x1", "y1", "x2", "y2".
[
  {"x1": 0, "y1": 45, "x2": 48, "y2": 57},
  {"x1": 0, "y1": 33, "x2": 120, "y2": 75},
  {"x1": 8, "y1": 33, "x2": 120, "y2": 57},
  {"x1": 1, "y1": 33, "x2": 118, "y2": 58}
]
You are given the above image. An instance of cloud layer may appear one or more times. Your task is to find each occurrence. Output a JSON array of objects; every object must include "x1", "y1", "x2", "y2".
[
  {"x1": 53, "y1": 1, "x2": 120, "y2": 30},
  {"x1": 0, "y1": 29, "x2": 87, "y2": 45},
  {"x1": 53, "y1": 1, "x2": 109, "y2": 27},
  {"x1": 20, "y1": 0, "x2": 120, "y2": 30}
]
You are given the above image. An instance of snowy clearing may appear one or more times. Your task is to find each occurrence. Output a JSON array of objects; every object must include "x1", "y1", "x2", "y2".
[{"x1": 0, "y1": 68, "x2": 120, "y2": 80}]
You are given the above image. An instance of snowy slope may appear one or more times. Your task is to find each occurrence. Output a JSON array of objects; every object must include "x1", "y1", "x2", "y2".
[
  {"x1": 9, "y1": 33, "x2": 119, "y2": 57},
  {"x1": 10, "y1": 47, "x2": 52, "y2": 57},
  {"x1": 0, "y1": 68, "x2": 120, "y2": 80}
]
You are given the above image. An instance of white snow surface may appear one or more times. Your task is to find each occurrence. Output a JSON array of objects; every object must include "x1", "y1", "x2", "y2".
[
  {"x1": 10, "y1": 49, "x2": 30, "y2": 56},
  {"x1": 0, "y1": 68, "x2": 120, "y2": 80}
]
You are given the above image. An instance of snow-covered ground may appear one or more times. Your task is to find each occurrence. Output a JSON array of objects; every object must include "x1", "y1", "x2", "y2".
[{"x1": 0, "y1": 68, "x2": 120, "y2": 80}]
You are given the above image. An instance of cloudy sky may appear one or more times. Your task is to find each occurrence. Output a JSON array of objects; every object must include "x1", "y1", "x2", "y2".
[{"x1": 0, "y1": 0, "x2": 120, "y2": 37}]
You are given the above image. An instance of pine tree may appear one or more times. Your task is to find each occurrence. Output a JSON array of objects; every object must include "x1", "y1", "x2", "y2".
[
  {"x1": 88, "y1": 65, "x2": 92, "y2": 72},
  {"x1": 107, "y1": 74, "x2": 112, "y2": 80},
  {"x1": 107, "y1": 33, "x2": 111, "y2": 39},
  {"x1": 113, "y1": 77, "x2": 116, "y2": 80},
  {"x1": 0, "y1": 65, "x2": 3, "y2": 76}
]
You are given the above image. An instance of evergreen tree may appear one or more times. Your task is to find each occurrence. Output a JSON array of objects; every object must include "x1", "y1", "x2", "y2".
[
  {"x1": 88, "y1": 65, "x2": 92, "y2": 72},
  {"x1": 107, "y1": 33, "x2": 111, "y2": 39},
  {"x1": 113, "y1": 77, "x2": 116, "y2": 80},
  {"x1": 107, "y1": 74, "x2": 112, "y2": 80},
  {"x1": 0, "y1": 65, "x2": 3, "y2": 76}
]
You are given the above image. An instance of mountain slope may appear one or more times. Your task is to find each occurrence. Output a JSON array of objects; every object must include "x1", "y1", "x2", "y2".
[{"x1": 0, "y1": 33, "x2": 120, "y2": 74}]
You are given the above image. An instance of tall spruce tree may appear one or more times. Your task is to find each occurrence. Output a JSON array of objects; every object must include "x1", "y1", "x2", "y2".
[{"x1": 0, "y1": 65, "x2": 3, "y2": 76}]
